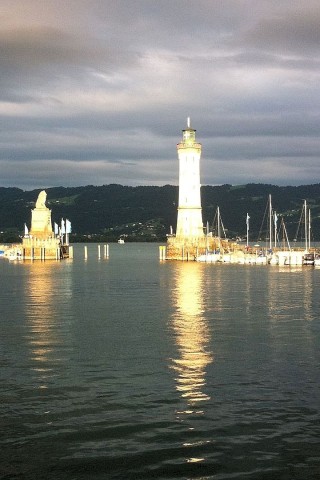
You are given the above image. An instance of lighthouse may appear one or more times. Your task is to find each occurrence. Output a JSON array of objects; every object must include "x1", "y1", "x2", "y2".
[
  {"x1": 176, "y1": 118, "x2": 204, "y2": 239},
  {"x1": 165, "y1": 120, "x2": 231, "y2": 260}
]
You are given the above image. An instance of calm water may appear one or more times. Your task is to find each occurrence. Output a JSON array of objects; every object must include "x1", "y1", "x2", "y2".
[{"x1": 1, "y1": 243, "x2": 320, "y2": 480}]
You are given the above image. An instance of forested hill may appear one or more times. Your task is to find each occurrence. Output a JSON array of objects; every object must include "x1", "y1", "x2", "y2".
[{"x1": 1, "y1": 183, "x2": 320, "y2": 242}]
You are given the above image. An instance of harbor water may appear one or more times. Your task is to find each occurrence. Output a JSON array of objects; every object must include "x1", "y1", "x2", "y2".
[{"x1": 1, "y1": 243, "x2": 320, "y2": 479}]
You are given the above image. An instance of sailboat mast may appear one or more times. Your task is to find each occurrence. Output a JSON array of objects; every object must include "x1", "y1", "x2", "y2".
[
  {"x1": 304, "y1": 199, "x2": 308, "y2": 251},
  {"x1": 217, "y1": 206, "x2": 221, "y2": 239},
  {"x1": 246, "y1": 213, "x2": 249, "y2": 247},
  {"x1": 282, "y1": 218, "x2": 291, "y2": 251},
  {"x1": 269, "y1": 194, "x2": 272, "y2": 250},
  {"x1": 308, "y1": 208, "x2": 311, "y2": 250}
]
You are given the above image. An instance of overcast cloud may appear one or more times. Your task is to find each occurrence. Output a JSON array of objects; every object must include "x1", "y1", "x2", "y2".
[{"x1": 1, "y1": 0, "x2": 320, "y2": 189}]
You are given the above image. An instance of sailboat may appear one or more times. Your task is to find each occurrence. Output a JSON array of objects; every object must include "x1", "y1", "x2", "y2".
[
  {"x1": 269, "y1": 217, "x2": 292, "y2": 265},
  {"x1": 254, "y1": 194, "x2": 274, "y2": 264},
  {"x1": 270, "y1": 199, "x2": 312, "y2": 266},
  {"x1": 196, "y1": 206, "x2": 225, "y2": 262},
  {"x1": 299, "y1": 200, "x2": 314, "y2": 265}
]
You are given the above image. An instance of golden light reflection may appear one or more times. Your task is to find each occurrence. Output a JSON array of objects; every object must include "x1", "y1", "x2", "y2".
[
  {"x1": 23, "y1": 261, "x2": 64, "y2": 388},
  {"x1": 267, "y1": 267, "x2": 314, "y2": 323},
  {"x1": 170, "y1": 263, "x2": 213, "y2": 412}
]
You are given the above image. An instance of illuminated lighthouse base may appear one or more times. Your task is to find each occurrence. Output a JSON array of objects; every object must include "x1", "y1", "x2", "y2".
[
  {"x1": 166, "y1": 235, "x2": 221, "y2": 261},
  {"x1": 176, "y1": 207, "x2": 204, "y2": 239}
]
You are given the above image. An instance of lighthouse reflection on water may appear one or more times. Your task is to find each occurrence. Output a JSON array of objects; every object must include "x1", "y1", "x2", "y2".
[{"x1": 170, "y1": 263, "x2": 213, "y2": 414}]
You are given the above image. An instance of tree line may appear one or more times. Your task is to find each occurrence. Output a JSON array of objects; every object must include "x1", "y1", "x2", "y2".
[{"x1": 1, "y1": 183, "x2": 320, "y2": 243}]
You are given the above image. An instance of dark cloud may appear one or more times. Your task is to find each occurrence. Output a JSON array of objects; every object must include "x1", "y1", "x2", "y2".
[
  {"x1": 0, "y1": 0, "x2": 320, "y2": 189},
  {"x1": 0, "y1": 25, "x2": 139, "y2": 101},
  {"x1": 242, "y1": 6, "x2": 320, "y2": 56}
]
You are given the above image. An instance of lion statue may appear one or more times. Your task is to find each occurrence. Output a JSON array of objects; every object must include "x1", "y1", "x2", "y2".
[{"x1": 35, "y1": 190, "x2": 47, "y2": 209}]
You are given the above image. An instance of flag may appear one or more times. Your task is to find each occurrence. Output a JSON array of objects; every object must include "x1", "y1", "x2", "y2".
[
  {"x1": 61, "y1": 219, "x2": 66, "y2": 234},
  {"x1": 54, "y1": 222, "x2": 59, "y2": 235},
  {"x1": 66, "y1": 219, "x2": 72, "y2": 234}
]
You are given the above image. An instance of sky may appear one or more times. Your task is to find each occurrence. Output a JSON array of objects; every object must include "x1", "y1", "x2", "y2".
[{"x1": 1, "y1": 0, "x2": 320, "y2": 190}]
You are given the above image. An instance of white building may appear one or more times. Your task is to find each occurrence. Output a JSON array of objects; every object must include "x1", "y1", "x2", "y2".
[{"x1": 175, "y1": 118, "x2": 204, "y2": 239}]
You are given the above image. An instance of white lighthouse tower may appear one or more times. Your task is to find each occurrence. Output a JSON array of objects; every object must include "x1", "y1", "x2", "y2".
[{"x1": 176, "y1": 118, "x2": 204, "y2": 239}]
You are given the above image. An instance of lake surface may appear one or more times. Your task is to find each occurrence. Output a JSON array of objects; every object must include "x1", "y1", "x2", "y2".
[{"x1": 1, "y1": 243, "x2": 320, "y2": 479}]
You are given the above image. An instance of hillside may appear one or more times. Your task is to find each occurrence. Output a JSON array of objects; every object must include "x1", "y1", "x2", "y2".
[{"x1": 1, "y1": 183, "x2": 320, "y2": 243}]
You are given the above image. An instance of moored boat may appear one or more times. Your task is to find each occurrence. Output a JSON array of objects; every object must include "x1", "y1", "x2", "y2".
[
  {"x1": 303, "y1": 253, "x2": 314, "y2": 265},
  {"x1": 314, "y1": 254, "x2": 320, "y2": 266},
  {"x1": 196, "y1": 251, "x2": 221, "y2": 263}
]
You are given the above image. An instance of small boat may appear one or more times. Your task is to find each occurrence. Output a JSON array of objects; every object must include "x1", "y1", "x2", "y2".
[
  {"x1": 303, "y1": 253, "x2": 314, "y2": 265},
  {"x1": 197, "y1": 251, "x2": 221, "y2": 263},
  {"x1": 314, "y1": 254, "x2": 320, "y2": 266},
  {"x1": 118, "y1": 238, "x2": 125, "y2": 244},
  {"x1": 197, "y1": 207, "x2": 226, "y2": 263},
  {"x1": 0, "y1": 244, "x2": 8, "y2": 257},
  {"x1": 3, "y1": 244, "x2": 23, "y2": 261}
]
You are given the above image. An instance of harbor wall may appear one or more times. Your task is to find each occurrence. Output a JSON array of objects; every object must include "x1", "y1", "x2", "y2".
[
  {"x1": 21, "y1": 236, "x2": 61, "y2": 260},
  {"x1": 165, "y1": 236, "x2": 319, "y2": 264},
  {"x1": 166, "y1": 236, "x2": 238, "y2": 260},
  {"x1": 6, "y1": 238, "x2": 71, "y2": 260}
]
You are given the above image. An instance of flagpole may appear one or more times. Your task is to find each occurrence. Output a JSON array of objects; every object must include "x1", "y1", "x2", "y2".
[
  {"x1": 65, "y1": 219, "x2": 71, "y2": 246},
  {"x1": 308, "y1": 208, "x2": 311, "y2": 251},
  {"x1": 66, "y1": 220, "x2": 69, "y2": 246},
  {"x1": 246, "y1": 213, "x2": 249, "y2": 247},
  {"x1": 61, "y1": 219, "x2": 65, "y2": 245}
]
